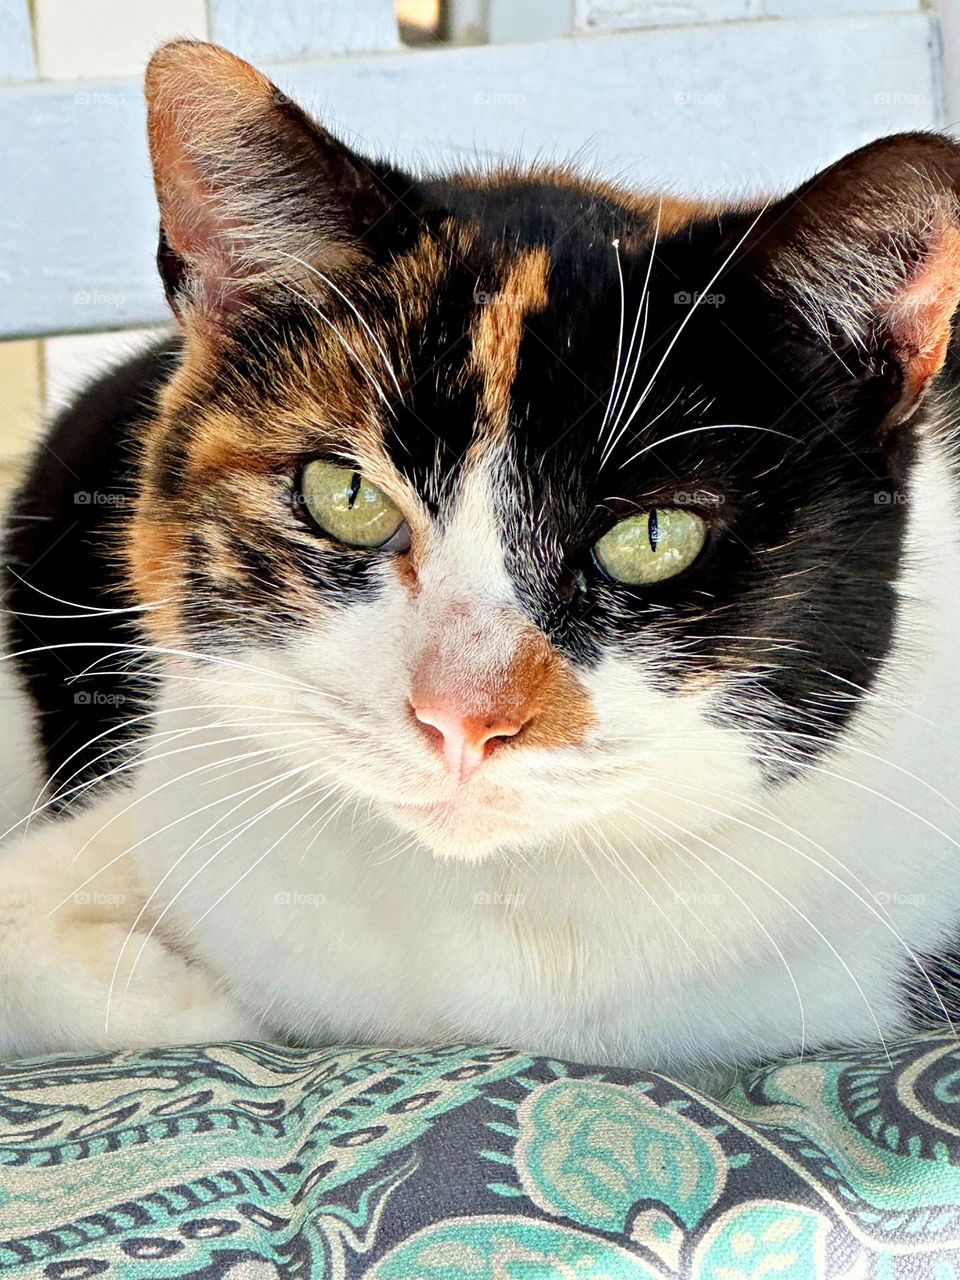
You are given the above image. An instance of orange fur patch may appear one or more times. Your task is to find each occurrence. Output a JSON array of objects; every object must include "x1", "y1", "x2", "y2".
[
  {"x1": 410, "y1": 609, "x2": 595, "y2": 752},
  {"x1": 469, "y1": 247, "x2": 550, "y2": 447},
  {"x1": 887, "y1": 223, "x2": 960, "y2": 424}
]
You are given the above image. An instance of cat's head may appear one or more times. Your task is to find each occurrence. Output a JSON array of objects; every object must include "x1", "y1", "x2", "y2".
[{"x1": 130, "y1": 40, "x2": 960, "y2": 860}]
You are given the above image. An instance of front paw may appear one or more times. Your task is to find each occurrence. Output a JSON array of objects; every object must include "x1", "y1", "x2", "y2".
[
  {"x1": 67, "y1": 923, "x2": 263, "y2": 1049},
  {"x1": 0, "y1": 916, "x2": 261, "y2": 1056}
]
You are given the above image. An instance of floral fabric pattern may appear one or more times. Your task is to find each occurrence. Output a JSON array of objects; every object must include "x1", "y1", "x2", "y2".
[{"x1": 0, "y1": 1035, "x2": 958, "y2": 1277}]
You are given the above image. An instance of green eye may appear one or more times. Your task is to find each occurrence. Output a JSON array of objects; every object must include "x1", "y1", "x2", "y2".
[
  {"x1": 593, "y1": 508, "x2": 707, "y2": 585},
  {"x1": 300, "y1": 460, "x2": 407, "y2": 549}
]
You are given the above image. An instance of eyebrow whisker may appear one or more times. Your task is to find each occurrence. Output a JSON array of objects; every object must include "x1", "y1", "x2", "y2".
[{"x1": 601, "y1": 200, "x2": 772, "y2": 466}]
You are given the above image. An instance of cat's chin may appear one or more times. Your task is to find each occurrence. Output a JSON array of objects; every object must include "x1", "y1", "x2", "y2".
[{"x1": 383, "y1": 792, "x2": 534, "y2": 861}]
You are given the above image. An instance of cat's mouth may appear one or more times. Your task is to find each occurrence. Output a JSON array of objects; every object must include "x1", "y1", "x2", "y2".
[{"x1": 385, "y1": 790, "x2": 526, "y2": 855}]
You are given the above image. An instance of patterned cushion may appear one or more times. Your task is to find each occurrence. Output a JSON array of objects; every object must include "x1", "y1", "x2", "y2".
[{"x1": 0, "y1": 1035, "x2": 957, "y2": 1277}]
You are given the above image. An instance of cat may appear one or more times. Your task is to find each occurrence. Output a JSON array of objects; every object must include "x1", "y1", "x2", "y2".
[{"x1": 1, "y1": 37, "x2": 960, "y2": 1081}]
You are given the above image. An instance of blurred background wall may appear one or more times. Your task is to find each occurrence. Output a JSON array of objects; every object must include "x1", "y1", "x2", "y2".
[{"x1": 0, "y1": 0, "x2": 956, "y2": 489}]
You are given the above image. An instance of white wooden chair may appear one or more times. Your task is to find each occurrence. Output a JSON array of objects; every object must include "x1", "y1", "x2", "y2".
[{"x1": 0, "y1": 0, "x2": 946, "y2": 346}]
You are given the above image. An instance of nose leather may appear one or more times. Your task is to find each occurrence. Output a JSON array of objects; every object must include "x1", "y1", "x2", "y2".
[{"x1": 411, "y1": 703, "x2": 526, "y2": 781}]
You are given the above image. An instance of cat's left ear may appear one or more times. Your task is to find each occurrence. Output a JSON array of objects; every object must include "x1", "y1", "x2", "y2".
[
  {"x1": 745, "y1": 133, "x2": 960, "y2": 429},
  {"x1": 145, "y1": 40, "x2": 391, "y2": 333}
]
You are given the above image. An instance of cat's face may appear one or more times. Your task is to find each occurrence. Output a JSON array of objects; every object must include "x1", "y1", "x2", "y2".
[{"x1": 130, "y1": 41, "x2": 960, "y2": 859}]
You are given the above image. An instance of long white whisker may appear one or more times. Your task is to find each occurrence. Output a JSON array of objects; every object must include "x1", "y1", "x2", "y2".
[
  {"x1": 619, "y1": 422, "x2": 795, "y2": 470},
  {"x1": 5, "y1": 570, "x2": 164, "y2": 616},
  {"x1": 630, "y1": 797, "x2": 890, "y2": 1064},
  {"x1": 107, "y1": 771, "x2": 321, "y2": 1031},
  {"x1": 0, "y1": 639, "x2": 342, "y2": 702},
  {"x1": 659, "y1": 775, "x2": 957, "y2": 1033},
  {"x1": 604, "y1": 201, "x2": 662, "y2": 446},
  {"x1": 600, "y1": 200, "x2": 771, "y2": 465},
  {"x1": 43, "y1": 725, "x2": 316, "y2": 845},
  {"x1": 114, "y1": 776, "x2": 324, "y2": 1022},
  {"x1": 283, "y1": 284, "x2": 396, "y2": 416},
  {"x1": 277, "y1": 250, "x2": 404, "y2": 400},
  {"x1": 599, "y1": 238, "x2": 628, "y2": 434}
]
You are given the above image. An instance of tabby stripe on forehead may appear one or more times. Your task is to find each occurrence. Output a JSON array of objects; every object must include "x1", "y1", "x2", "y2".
[{"x1": 469, "y1": 247, "x2": 550, "y2": 446}]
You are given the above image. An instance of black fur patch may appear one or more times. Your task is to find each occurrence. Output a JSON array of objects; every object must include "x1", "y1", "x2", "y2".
[{"x1": 3, "y1": 341, "x2": 178, "y2": 796}]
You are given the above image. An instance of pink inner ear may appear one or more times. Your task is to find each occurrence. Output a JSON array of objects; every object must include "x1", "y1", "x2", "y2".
[
  {"x1": 886, "y1": 223, "x2": 960, "y2": 419},
  {"x1": 147, "y1": 43, "x2": 290, "y2": 327},
  {"x1": 151, "y1": 116, "x2": 259, "y2": 323}
]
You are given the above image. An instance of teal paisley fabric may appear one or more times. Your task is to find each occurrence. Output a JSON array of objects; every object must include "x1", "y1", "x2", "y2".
[{"x1": 0, "y1": 1035, "x2": 959, "y2": 1277}]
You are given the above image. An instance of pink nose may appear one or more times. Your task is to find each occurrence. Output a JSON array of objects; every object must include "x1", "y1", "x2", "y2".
[{"x1": 411, "y1": 702, "x2": 527, "y2": 781}]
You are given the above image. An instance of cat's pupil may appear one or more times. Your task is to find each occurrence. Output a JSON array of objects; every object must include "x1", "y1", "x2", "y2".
[
  {"x1": 347, "y1": 472, "x2": 362, "y2": 510},
  {"x1": 648, "y1": 510, "x2": 659, "y2": 553}
]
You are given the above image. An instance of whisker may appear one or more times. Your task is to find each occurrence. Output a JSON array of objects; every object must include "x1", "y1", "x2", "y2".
[
  {"x1": 604, "y1": 200, "x2": 662, "y2": 447},
  {"x1": 283, "y1": 284, "x2": 396, "y2": 416},
  {"x1": 659, "y1": 775, "x2": 957, "y2": 1033},
  {"x1": 628, "y1": 796, "x2": 890, "y2": 1064},
  {"x1": 600, "y1": 200, "x2": 771, "y2": 465},
  {"x1": 619, "y1": 422, "x2": 796, "y2": 470},
  {"x1": 599, "y1": 237, "x2": 628, "y2": 435},
  {"x1": 0, "y1": 639, "x2": 344, "y2": 702},
  {"x1": 6, "y1": 570, "x2": 164, "y2": 616},
  {"x1": 113, "y1": 775, "x2": 325, "y2": 1026},
  {"x1": 277, "y1": 250, "x2": 404, "y2": 400}
]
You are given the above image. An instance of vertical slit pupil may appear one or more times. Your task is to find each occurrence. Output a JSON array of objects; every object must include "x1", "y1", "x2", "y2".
[
  {"x1": 347, "y1": 472, "x2": 362, "y2": 509},
  {"x1": 648, "y1": 509, "x2": 659, "y2": 552}
]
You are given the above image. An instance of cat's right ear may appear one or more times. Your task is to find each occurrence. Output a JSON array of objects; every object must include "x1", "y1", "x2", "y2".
[
  {"x1": 145, "y1": 41, "x2": 391, "y2": 335},
  {"x1": 741, "y1": 133, "x2": 960, "y2": 432}
]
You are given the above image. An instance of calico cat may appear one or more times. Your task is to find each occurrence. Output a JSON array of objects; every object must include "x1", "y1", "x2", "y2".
[{"x1": 2, "y1": 38, "x2": 960, "y2": 1078}]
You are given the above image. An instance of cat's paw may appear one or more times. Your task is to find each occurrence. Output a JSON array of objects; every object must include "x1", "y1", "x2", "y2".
[
  {"x1": 95, "y1": 923, "x2": 264, "y2": 1047},
  {"x1": 0, "y1": 797, "x2": 263, "y2": 1054},
  {"x1": 2, "y1": 915, "x2": 262, "y2": 1055}
]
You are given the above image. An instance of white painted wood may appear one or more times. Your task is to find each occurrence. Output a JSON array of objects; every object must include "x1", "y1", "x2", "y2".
[
  {"x1": 765, "y1": 0, "x2": 921, "y2": 14},
  {"x1": 575, "y1": 0, "x2": 920, "y2": 27},
  {"x1": 935, "y1": 0, "x2": 960, "y2": 130},
  {"x1": 442, "y1": 0, "x2": 487, "y2": 44},
  {"x1": 576, "y1": 0, "x2": 757, "y2": 28},
  {"x1": 487, "y1": 0, "x2": 575, "y2": 43},
  {"x1": 0, "y1": 0, "x2": 34, "y2": 81},
  {"x1": 33, "y1": 0, "x2": 208, "y2": 80},
  {"x1": 208, "y1": 0, "x2": 399, "y2": 59},
  {"x1": 0, "y1": 13, "x2": 941, "y2": 339}
]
